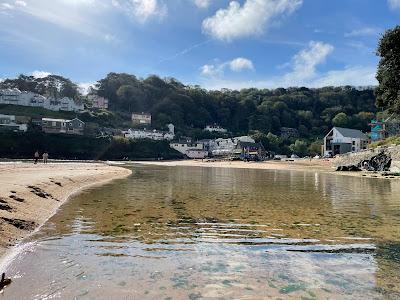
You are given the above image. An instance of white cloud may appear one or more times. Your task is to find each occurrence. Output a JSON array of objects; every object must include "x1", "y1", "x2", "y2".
[
  {"x1": 202, "y1": 66, "x2": 377, "y2": 90},
  {"x1": 194, "y1": 0, "x2": 210, "y2": 9},
  {"x1": 229, "y1": 57, "x2": 254, "y2": 72},
  {"x1": 1, "y1": 3, "x2": 14, "y2": 10},
  {"x1": 344, "y1": 27, "x2": 381, "y2": 38},
  {"x1": 201, "y1": 64, "x2": 222, "y2": 76},
  {"x1": 202, "y1": 0, "x2": 303, "y2": 41},
  {"x1": 284, "y1": 41, "x2": 334, "y2": 83},
  {"x1": 15, "y1": 0, "x2": 27, "y2": 7},
  {"x1": 31, "y1": 70, "x2": 51, "y2": 78},
  {"x1": 200, "y1": 40, "x2": 376, "y2": 90},
  {"x1": 201, "y1": 57, "x2": 255, "y2": 77},
  {"x1": 112, "y1": 0, "x2": 167, "y2": 23},
  {"x1": 388, "y1": 0, "x2": 400, "y2": 10},
  {"x1": 312, "y1": 66, "x2": 377, "y2": 87}
]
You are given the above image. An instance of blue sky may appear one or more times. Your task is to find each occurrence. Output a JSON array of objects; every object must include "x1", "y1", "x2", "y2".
[{"x1": 0, "y1": 0, "x2": 399, "y2": 91}]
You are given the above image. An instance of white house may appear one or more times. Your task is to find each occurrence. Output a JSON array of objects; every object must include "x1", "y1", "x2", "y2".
[
  {"x1": 132, "y1": 113, "x2": 152, "y2": 126},
  {"x1": 0, "y1": 114, "x2": 27, "y2": 132},
  {"x1": 0, "y1": 88, "x2": 84, "y2": 112},
  {"x1": 210, "y1": 136, "x2": 255, "y2": 156},
  {"x1": 204, "y1": 125, "x2": 228, "y2": 133},
  {"x1": 123, "y1": 124, "x2": 175, "y2": 141},
  {"x1": 324, "y1": 127, "x2": 369, "y2": 156},
  {"x1": 170, "y1": 141, "x2": 208, "y2": 158},
  {"x1": 41, "y1": 118, "x2": 85, "y2": 135}
]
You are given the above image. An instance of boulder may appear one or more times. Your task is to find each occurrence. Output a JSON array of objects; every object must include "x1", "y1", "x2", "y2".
[{"x1": 360, "y1": 152, "x2": 392, "y2": 172}]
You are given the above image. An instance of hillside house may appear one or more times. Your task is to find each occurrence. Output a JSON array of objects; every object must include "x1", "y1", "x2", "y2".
[
  {"x1": 42, "y1": 118, "x2": 85, "y2": 135},
  {"x1": 210, "y1": 136, "x2": 255, "y2": 156},
  {"x1": 132, "y1": 113, "x2": 152, "y2": 126},
  {"x1": 234, "y1": 141, "x2": 266, "y2": 161},
  {"x1": 324, "y1": 127, "x2": 368, "y2": 156},
  {"x1": 204, "y1": 125, "x2": 228, "y2": 133},
  {"x1": 0, "y1": 114, "x2": 28, "y2": 132},
  {"x1": 123, "y1": 124, "x2": 175, "y2": 141},
  {"x1": 88, "y1": 95, "x2": 109, "y2": 109},
  {"x1": 170, "y1": 142, "x2": 207, "y2": 158},
  {"x1": 0, "y1": 89, "x2": 84, "y2": 112}
]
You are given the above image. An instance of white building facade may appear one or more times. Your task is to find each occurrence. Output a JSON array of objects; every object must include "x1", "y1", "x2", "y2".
[
  {"x1": 132, "y1": 113, "x2": 152, "y2": 126},
  {"x1": 210, "y1": 136, "x2": 255, "y2": 156},
  {"x1": 324, "y1": 127, "x2": 369, "y2": 156},
  {"x1": 123, "y1": 124, "x2": 175, "y2": 141},
  {"x1": 0, "y1": 89, "x2": 84, "y2": 112},
  {"x1": 204, "y1": 125, "x2": 228, "y2": 133}
]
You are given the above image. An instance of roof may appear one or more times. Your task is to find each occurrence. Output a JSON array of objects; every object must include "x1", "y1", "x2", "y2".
[
  {"x1": 42, "y1": 118, "x2": 69, "y2": 122},
  {"x1": 334, "y1": 127, "x2": 368, "y2": 139},
  {"x1": 238, "y1": 141, "x2": 265, "y2": 149}
]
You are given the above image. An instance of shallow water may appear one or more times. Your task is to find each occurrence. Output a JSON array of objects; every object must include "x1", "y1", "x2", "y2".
[{"x1": 3, "y1": 165, "x2": 400, "y2": 299}]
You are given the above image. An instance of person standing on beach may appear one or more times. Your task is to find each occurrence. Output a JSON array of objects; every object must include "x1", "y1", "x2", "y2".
[
  {"x1": 43, "y1": 152, "x2": 49, "y2": 164},
  {"x1": 34, "y1": 151, "x2": 39, "y2": 164}
]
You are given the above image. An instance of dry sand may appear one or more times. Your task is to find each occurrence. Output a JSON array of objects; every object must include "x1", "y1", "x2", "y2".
[{"x1": 0, "y1": 162, "x2": 131, "y2": 259}]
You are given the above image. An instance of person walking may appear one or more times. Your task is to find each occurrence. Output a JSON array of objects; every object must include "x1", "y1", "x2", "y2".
[
  {"x1": 43, "y1": 152, "x2": 49, "y2": 164},
  {"x1": 34, "y1": 151, "x2": 40, "y2": 164}
]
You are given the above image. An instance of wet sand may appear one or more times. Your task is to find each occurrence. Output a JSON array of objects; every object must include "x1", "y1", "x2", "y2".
[
  {"x1": 0, "y1": 162, "x2": 132, "y2": 259},
  {"x1": 133, "y1": 159, "x2": 400, "y2": 179}
]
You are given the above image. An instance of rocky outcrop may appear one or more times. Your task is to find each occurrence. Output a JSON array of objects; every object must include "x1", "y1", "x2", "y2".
[
  {"x1": 360, "y1": 152, "x2": 392, "y2": 171},
  {"x1": 334, "y1": 145, "x2": 400, "y2": 172}
]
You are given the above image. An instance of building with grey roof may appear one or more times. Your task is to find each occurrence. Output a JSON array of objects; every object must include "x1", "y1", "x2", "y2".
[{"x1": 324, "y1": 127, "x2": 369, "y2": 156}]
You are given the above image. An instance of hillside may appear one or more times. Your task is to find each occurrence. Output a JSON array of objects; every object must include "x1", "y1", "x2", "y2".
[{"x1": 1, "y1": 73, "x2": 379, "y2": 155}]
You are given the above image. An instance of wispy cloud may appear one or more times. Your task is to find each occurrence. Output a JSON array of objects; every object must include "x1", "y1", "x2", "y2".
[
  {"x1": 202, "y1": 0, "x2": 303, "y2": 41},
  {"x1": 112, "y1": 0, "x2": 167, "y2": 23},
  {"x1": 388, "y1": 0, "x2": 400, "y2": 10},
  {"x1": 344, "y1": 27, "x2": 381, "y2": 37},
  {"x1": 194, "y1": 0, "x2": 210, "y2": 9},
  {"x1": 159, "y1": 40, "x2": 211, "y2": 63}
]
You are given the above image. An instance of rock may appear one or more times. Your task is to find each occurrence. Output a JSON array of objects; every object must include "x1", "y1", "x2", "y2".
[
  {"x1": 1, "y1": 217, "x2": 36, "y2": 230},
  {"x1": 0, "y1": 273, "x2": 12, "y2": 291},
  {"x1": 360, "y1": 152, "x2": 392, "y2": 171},
  {"x1": 336, "y1": 165, "x2": 361, "y2": 172}
]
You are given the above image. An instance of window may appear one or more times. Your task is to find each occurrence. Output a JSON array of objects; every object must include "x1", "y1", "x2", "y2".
[{"x1": 352, "y1": 141, "x2": 355, "y2": 145}]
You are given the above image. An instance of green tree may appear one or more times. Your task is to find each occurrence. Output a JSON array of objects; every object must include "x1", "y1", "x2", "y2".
[
  {"x1": 289, "y1": 140, "x2": 308, "y2": 156},
  {"x1": 308, "y1": 140, "x2": 323, "y2": 156},
  {"x1": 376, "y1": 26, "x2": 400, "y2": 114},
  {"x1": 332, "y1": 112, "x2": 350, "y2": 127}
]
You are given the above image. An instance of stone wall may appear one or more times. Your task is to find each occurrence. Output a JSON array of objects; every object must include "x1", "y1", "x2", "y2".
[{"x1": 333, "y1": 145, "x2": 400, "y2": 172}]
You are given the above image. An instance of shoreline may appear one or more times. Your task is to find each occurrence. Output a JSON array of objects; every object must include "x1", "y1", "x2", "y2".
[
  {"x1": 132, "y1": 159, "x2": 400, "y2": 179},
  {"x1": 0, "y1": 162, "x2": 132, "y2": 263}
]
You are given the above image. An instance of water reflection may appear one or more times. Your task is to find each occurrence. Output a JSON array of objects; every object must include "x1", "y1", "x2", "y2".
[{"x1": 3, "y1": 165, "x2": 400, "y2": 299}]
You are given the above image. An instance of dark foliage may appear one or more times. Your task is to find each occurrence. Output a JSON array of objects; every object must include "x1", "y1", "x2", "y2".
[
  {"x1": 0, "y1": 132, "x2": 182, "y2": 160},
  {"x1": 376, "y1": 26, "x2": 400, "y2": 114}
]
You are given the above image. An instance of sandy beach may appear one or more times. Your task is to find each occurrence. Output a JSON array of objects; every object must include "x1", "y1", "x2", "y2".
[
  {"x1": 0, "y1": 162, "x2": 131, "y2": 259},
  {"x1": 133, "y1": 159, "x2": 400, "y2": 179}
]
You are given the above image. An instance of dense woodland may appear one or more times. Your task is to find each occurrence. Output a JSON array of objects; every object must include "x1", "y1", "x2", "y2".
[{"x1": 1, "y1": 73, "x2": 379, "y2": 156}]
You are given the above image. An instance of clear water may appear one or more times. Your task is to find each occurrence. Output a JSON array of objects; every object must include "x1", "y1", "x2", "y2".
[{"x1": 3, "y1": 165, "x2": 400, "y2": 299}]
